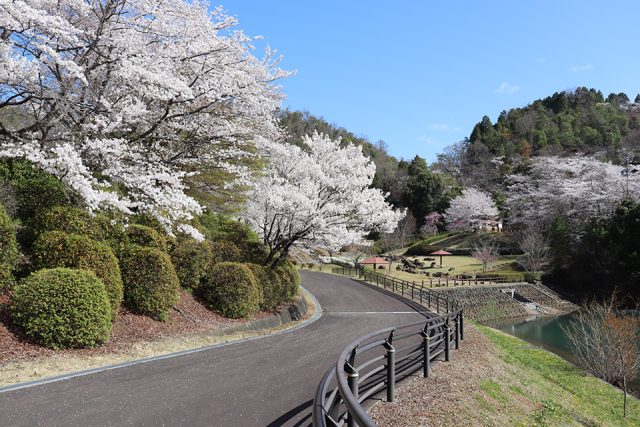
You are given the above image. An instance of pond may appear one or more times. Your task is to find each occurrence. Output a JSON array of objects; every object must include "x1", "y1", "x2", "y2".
[{"x1": 485, "y1": 313, "x2": 640, "y2": 393}]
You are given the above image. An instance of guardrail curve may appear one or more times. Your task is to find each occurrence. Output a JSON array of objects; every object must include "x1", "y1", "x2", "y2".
[{"x1": 313, "y1": 267, "x2": 464, "y2": 427}]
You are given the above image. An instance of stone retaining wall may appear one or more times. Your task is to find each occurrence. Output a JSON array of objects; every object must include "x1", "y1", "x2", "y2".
[{"x1": 438, "y1": 283, "x2": 576, "y2": 322}]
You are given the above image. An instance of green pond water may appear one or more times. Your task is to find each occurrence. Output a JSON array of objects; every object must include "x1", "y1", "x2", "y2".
[{"x1": 485, "y1": 313, "x2": 640, "y2": 392}]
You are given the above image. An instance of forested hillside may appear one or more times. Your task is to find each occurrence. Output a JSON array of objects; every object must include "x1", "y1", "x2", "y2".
[{"x1": 471, "y1": 87, "x2": 640, "y2": 158}]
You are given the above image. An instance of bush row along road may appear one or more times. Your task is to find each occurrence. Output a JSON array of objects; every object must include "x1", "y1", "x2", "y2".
[{"x1": 0, "y1": 271, "x2": 428, "y2": 426}]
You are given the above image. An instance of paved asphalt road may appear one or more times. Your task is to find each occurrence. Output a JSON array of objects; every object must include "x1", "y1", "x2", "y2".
[{"x1": 0, "y1": 271, "x2": 428, "y2": 427}]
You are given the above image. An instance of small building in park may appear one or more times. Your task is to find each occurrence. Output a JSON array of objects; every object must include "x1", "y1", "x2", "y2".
[
  {"x1": 359, "y1": 256, "x2": 391, "y2": 270},
  {"x1": 429, "y1": 250, "x2": 452, "y2": 267}
]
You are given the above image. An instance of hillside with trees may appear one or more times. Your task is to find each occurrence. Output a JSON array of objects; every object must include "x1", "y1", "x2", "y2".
[
  {"x1": 435, "y1": 87, "x2": 640, "y2": 190},
  {"x1": 425, "y1": 88, "x2": 640, "y2": 299}
]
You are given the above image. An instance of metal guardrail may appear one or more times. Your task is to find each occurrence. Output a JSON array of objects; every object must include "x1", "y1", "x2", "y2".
[{"x1": 313, "y1": 267, "x2": 464, "y2": 427}]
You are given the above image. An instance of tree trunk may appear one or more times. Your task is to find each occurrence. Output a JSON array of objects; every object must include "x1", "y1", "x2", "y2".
[{"x1": 623, "y1": 375, "x2": 627, "y2": 418}]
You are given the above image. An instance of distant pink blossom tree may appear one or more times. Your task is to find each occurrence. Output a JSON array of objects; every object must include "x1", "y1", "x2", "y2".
[{"x1": 420, "y1": 211, "x2": 443, "y2": 236}]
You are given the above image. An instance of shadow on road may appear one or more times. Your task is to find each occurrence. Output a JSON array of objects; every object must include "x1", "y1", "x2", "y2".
[{"x1": 266, "y1": 398, "x2": 313, "y2": 426}]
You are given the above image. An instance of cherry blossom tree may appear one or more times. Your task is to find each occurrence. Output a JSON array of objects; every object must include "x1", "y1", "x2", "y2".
[
  {"x1": 444, "y1": 188, "x2": 498, "y2": 232},
  {"x1": 243, "y1": 132, "x2": 405, "y2": 267},
  {"x1": 506, "y1": 156, "x2": 640, "y2": 227},
  {"x1": 419, "y1": 211, "x2": 443, "y2": 236},
  {"x1": 0, "y1": 0, "x2": 290, "y2": 237}
]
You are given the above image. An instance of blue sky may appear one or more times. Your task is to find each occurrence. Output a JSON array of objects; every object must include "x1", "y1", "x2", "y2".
[{"x1": 224, "y1": 1, "x2": 640, "y2": 162}]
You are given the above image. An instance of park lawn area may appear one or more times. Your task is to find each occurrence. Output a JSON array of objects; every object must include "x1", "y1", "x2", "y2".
[
  {"x1": 473, "y1": 324, "x2": 640, "y2": 426},
  {"x1": 368, "y1": 255, "x2": 522, "y2": 283}
]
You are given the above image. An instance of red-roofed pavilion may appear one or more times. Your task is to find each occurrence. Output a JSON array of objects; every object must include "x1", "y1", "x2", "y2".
[{"x1": 430, "y1": 250, "x2": 452, "y2": 267}]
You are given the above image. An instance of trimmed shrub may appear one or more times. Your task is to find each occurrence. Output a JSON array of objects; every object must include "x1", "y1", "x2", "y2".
[
  {"x1": 199, "y1": 212, "x2": 269, "y2": 262},
  {"x1": 210, "y1": 240, "x2": 241, "y2": 264},
  {"x1": 11, "y1": 268, "x2": 112, "y2": 349},
  {"x1": 0, "y1": 266, "x2": 16, "y2": 291},
  {"x1": 245, "y1": 263, "x2": 283, "y2": 311},
  {"x1": 36, "y1": 206, "x2": 94, "y2": 235},
  {"x1": 33, "y1": 231, "x2": 124, "y2": 318},
  {"x1": 201, "y1": 262, "x2": 261, "y2": 319},
  {"x1": 130, "y1": 214, "x2": 167, "y2": 236},
  {"x1": 35, "y1": 206, "x2": 127, "y2": 254},
  {"x1": 0, "y1": 158, "x2": 78, "y2": 223},
  {"x1": 170, "y1": 238, "x2": 213, "y2": 290},
  {"x1": 125, "y1": 224, "x2": 167, "y2": 252},
  {"x1": 120, "y1": 245, "x2": 180, "y2": 321},
  {"x1": 200, "y1": 212, "x2": 259, "y2": 245},
  {"x1": 275, "y1": 261, "x2": 300, "y2": 300},
  {"x1": 0, "y1": 204, "x2": 18, "y2": 290}
]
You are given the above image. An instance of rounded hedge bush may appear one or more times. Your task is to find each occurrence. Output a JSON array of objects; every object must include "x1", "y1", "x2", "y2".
[
  {"x1": 170, "y1": 238, "x2": 213, "y2": 290},
  {"x1": 209, "y1": 240, "x2": 241, "y2": 264},
  {"x1": 37, "y1": 206, "x2": 94, "y2": 235},
  {"x1": 120, "y1": 245, "x2": 180, "y2": 321},
  {"x1": 0, "y1": 266, "x2": 16, "y2": 291},
  {"x1": 11, "y1": 268, "x2": 112, "y2": 349},
  {"x1": 125, "y1": 224, "x2": 167, "y2": 252},
  {"x1": 201, "y1": 262, "x2": 261, "y2": 319},
  {"x1": 35, "y1": 206, "x2": 127, "y2": 254},
  {"x1": 33, "y1": 231, "x2": 124, "y2": 318},
  {"x1": 0, "y1": 205, "x2": 18, "y2": 290},
  {"x1": 275, "y1": 261, "x2": 300, "y2": 300},
  {"x1": 0, "y1": 158, "x2": 79, "y2": 224},
  {"x1": 245, "y1": 263, "x2": 283, "y2": 311}
]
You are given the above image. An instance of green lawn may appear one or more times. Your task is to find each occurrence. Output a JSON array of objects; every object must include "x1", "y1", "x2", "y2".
[
  {"x1": 367, "y1": 255, "x2": 523, "y2": 283},
  {"x1": 475, "y1": 324, "x2": 640, "y2": 426}
]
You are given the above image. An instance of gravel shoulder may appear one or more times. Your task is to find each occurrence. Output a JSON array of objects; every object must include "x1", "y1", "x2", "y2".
[{"x1": 370, "y1": 323, "x2": 501, "y2": 426}]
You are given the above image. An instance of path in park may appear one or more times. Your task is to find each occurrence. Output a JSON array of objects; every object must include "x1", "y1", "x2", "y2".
[{"x1": 0, "y1": 271, "x2": 428, "y2": 427}]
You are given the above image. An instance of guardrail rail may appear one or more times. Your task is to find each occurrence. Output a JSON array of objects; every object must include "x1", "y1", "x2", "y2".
[{"x1": 313, "y1": 267, "x2": 464, "y2": 427}]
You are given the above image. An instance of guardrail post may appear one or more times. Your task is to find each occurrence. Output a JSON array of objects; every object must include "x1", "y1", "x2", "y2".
[
  {"x1": 459, "y1": 310, "x2": 464, "y2": 341},
  {"x1": 384, "y1": 331, "x2": 395, "y2": 402},
  {"x1": 421, "y1": 326, "x2": 431, "y2": 378},
  {"x1": 346, "y1": 349, "x2": 359, "y2": 427},
  {"x1": 454, "y1": 315, "x2": 460, "y2": 349},
  {"x1": 444, "y1": 321, "x2": 451, "y2": 362}
]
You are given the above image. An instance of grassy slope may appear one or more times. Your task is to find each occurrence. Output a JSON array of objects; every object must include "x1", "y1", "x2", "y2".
[{"x1": 474, "y1": 324, "x2": 640, "y2": 426}]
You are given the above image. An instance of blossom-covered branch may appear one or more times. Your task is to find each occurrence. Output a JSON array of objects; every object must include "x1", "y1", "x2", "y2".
[
  {"x1": 0, "y1": 0, "x2": 291, "y2": 236},
  {"x1": 243, "y1": 132, "x2": 405, "y2": 267}
]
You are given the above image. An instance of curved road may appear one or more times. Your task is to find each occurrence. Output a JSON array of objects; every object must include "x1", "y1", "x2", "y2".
[{"x1": 0, "y1": 271, "x2": 428, "y2": 426}]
